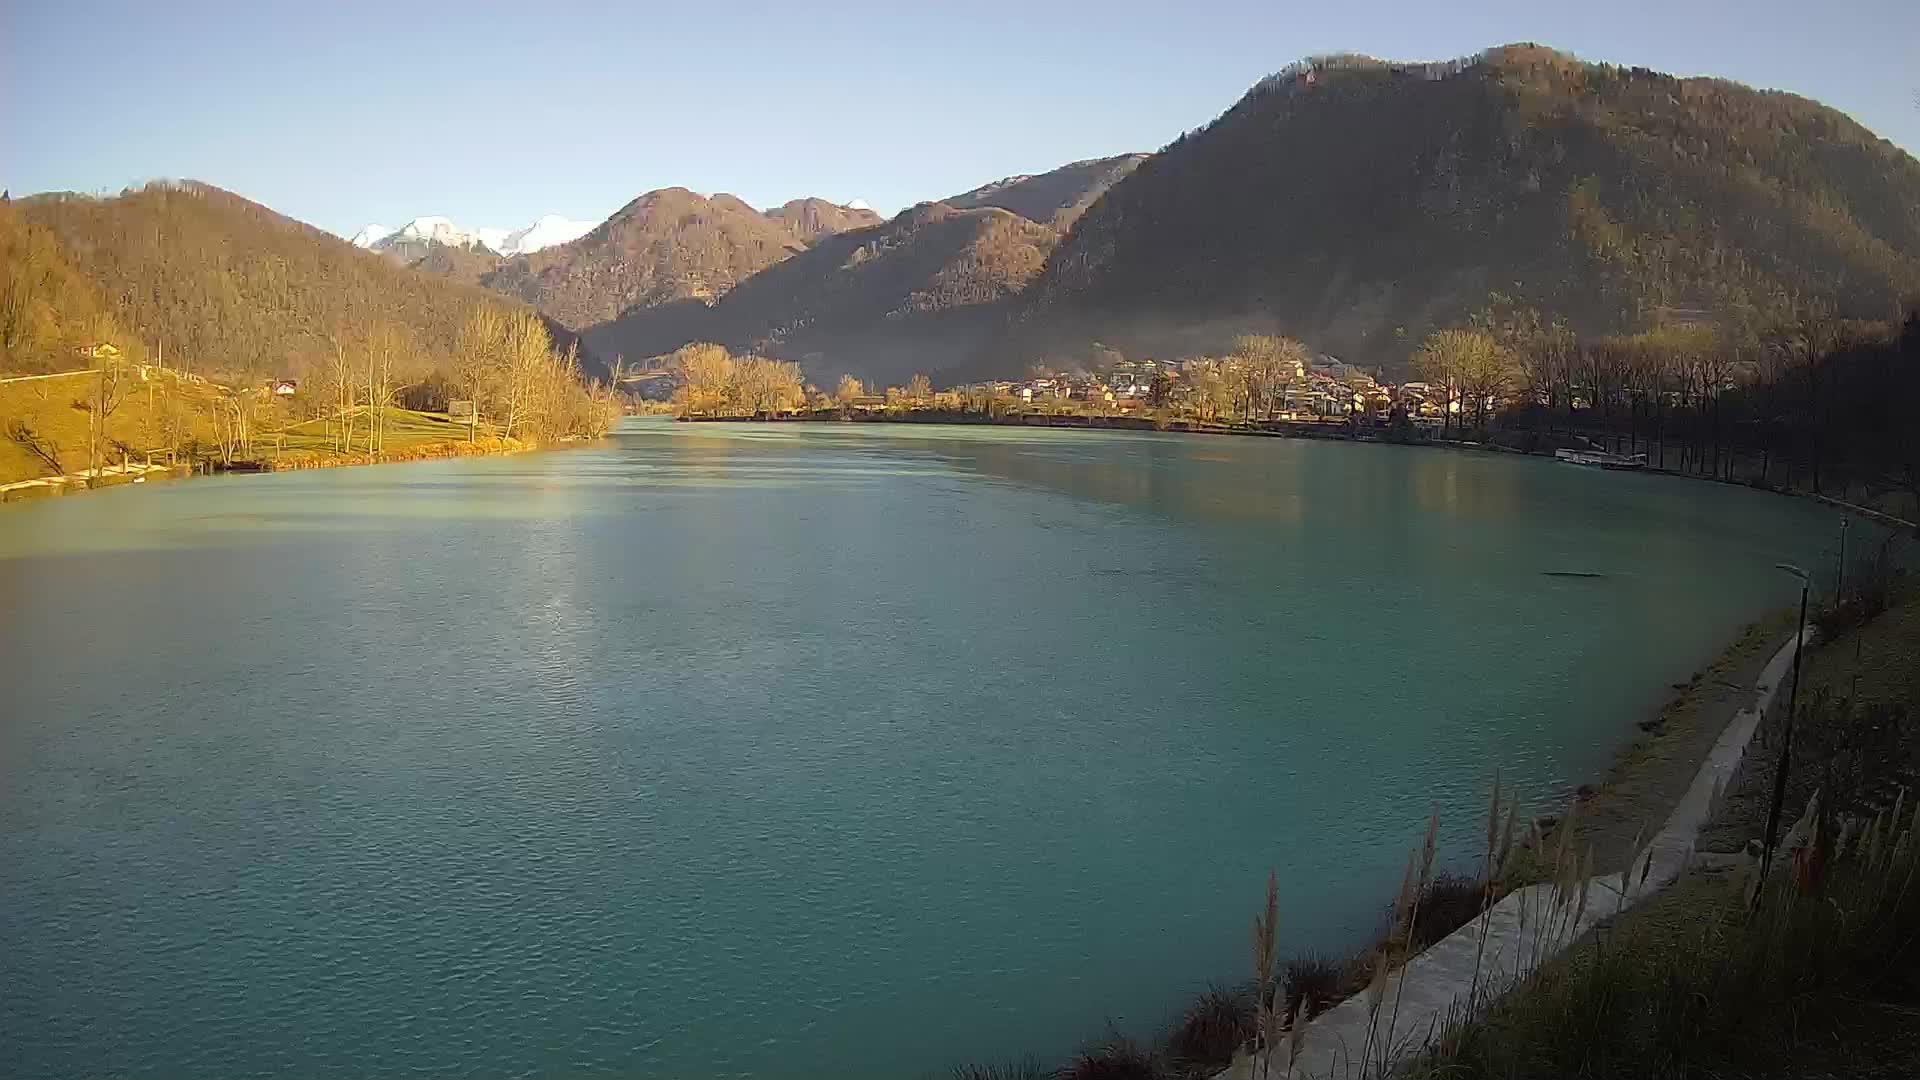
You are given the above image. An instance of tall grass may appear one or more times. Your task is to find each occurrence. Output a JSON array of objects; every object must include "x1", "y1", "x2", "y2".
[
  {"x1": 1163, "y1": 985, "x2": 1254, "y2": 1070},
  {"x1": 1280, "y1": 955, "x2": 1348, "y2": 1021},
  {"x1": 1058, "y1": 1031, "x2": 1166, "y2": 1080},
  {"x1": 950, "y1": 1059, "x2": 1051, "y2": 1080},
  {"x1": 1407, "y1": 786, "x2": 1920, "y2": 1078}
]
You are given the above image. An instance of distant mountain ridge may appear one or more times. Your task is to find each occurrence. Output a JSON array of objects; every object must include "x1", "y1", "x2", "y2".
[
  {"x1": 478, "y1": 188, "x2": 811, "y2": 329},
  {"x1": 352, "y1": 213, "x2": 599, "y2": 258},
  {"x1": 587, "y1": 201, "x2": 1058, "y2": 384},
  {"x1": 371, "y1": 190, "x2": 880, "y2": 333},
  {"x1": 349, "y1": 162, "x2": 1142, "y2": 382},
  {"x1": 580, "y1": 156, "x2": 1152, "y2": 381}
]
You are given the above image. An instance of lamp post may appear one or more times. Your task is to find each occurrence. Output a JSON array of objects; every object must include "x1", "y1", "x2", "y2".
[
  {"x1": 1835, "y1": 518, "x2": 1848, "y2": 601},
  {"x1": 1754, "y1": 562, "x2": 1810, "y2": 909}
]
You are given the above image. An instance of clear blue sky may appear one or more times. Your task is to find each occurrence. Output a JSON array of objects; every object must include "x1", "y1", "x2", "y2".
[{"x1": 7, "y1": 0, "x2": 1917, "y2": 239}]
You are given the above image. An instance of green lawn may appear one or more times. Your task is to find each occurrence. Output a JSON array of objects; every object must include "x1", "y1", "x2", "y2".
[{"x1": 251, "y1": 406, "x2": 512, "y2": 467}]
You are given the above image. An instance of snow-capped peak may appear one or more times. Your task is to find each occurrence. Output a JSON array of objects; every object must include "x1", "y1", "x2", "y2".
[
  {"x1": 847, "y1": 199, "x2": 872, "y2": 211},
  {"x1": 503, "y1": 214, "x2": 598, "y2": 254},
  {"x1": 349, "y1": 223, "x2": 394, "y2": 248},
  {"x1": 393, "y1": 216, "x2": 474, "y2": 247},
  {"x1": 349, "y1": 212, "x2": 600, "y2": 256}
]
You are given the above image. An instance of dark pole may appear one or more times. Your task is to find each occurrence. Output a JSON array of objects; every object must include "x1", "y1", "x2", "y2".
[
  {"x1": 1836, "y1": 518, "x2": 1848, "y2": 600},
  {"x1": 1754, "y1": 571, "x2": 1809, "y2": 910}
]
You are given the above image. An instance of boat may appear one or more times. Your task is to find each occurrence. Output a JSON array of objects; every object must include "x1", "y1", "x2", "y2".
[{"x1": 1555, "y1": 448, "x2": 1648, "y2": 470}]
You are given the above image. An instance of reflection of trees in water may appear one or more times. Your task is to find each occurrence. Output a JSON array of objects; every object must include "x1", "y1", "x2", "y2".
[{"x1": 930, "y1": 434, "x2": 1540, "y2": 532}]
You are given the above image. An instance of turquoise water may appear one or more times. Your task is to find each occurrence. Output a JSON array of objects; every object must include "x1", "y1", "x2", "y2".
[{"x1": 0, "y1": 419, "x2": 1846, "y2": 1078}]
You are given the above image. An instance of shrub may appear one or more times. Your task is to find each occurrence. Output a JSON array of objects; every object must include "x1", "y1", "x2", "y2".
[
  {"x1": 1163, "y1": 984, "x2": 1254, "y2": 1067},
  {"x1": 1282, "y1": 954, "x2": 1350, "y2": 1019},
  {"x1": 1814, "y1": 539, "x2": 1907, "y2": 640},
  {"x1": 1407, "y1": 873, "x2": 1490, "y2": 951},
  {"x1": 1409, "y1": 790, "x2": 1920, "y2": 1078},
  {"x1": 1059, "y1": 1032, "x2": 1169, "y2": 1080}
]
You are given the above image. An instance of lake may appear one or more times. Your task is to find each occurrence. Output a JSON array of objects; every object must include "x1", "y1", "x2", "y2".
[{"x1": 0, "y1": 419, "x2": 1847, "y2": 1078}]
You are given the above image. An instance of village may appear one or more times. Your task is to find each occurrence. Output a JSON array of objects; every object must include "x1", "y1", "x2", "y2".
[{"x1": 940, "y1": 353, "x2": 1453, "y2": 425}]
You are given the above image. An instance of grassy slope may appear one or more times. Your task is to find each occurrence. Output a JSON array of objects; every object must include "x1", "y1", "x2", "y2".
[
  {"x1": 2, "y1": 373, "x2": 510, "y2": 485},
  {"x1": 1, "y1": 372, "x2": 220, "y2": 484},
  {"x1": 254, "y1": 407, "x2": 514, "y2": 468}
]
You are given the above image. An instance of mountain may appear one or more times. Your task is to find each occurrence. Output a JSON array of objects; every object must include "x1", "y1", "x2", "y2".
[
  {"x1": 587, "y1": 202, "x2": 1057, "y2": 385},
  {"x1": 361, "y1": 191, "x2": 879, "y2": 335},
  {"x1": 478, "y1": 188, "x2": 813, "y2": 329},
  {"x1": 944, "y1": 154, "x2": 1149, "y2": 228},
  {"x1": 16, "y1": 181, "x2": 566, "y2": 381},
  {"x1": 352, "y1": 213, "x2": 599, "y2": 258},
  {"x1": 1007, "y1": 45, "x2": 1920, "y2": 371},
  {"x1": 578, "y1": 160, "x2": 1153, "y2": 381},
  {"x1": 765, "y1": 198, "x2": 884, "y2": 242}
]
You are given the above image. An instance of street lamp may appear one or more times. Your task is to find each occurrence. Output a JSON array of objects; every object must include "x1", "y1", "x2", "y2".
[{"x1": 1754, "y1": 562, "x2": 1810, "y2": 909}]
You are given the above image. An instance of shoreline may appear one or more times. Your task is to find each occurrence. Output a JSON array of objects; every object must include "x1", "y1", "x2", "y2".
[
  {"x1": 956, "y1": 610, "x2": 1815, "y2": 1077},
  {"x1": 1239, "y1": 622, "x2": 1812, "y2": 1078},
  {"x1": 0, "y1": 435, "x2": 581, "y2": 506},
  {"x1": 1552, "y1": 611, "x2": 1799, "y2": 865}
]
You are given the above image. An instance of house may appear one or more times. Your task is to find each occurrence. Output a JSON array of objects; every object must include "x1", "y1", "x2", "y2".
[
  {"x1": 76, "y1": 343, "x2": 122, "y2": 361},
  {"x1": 269, "y1": 379, "x2": 298, "y2": 397}
]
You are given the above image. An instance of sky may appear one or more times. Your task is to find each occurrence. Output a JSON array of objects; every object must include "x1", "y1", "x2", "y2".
[{"x1": 5, "y1": 0, "x2": 1917, "y2": 239}]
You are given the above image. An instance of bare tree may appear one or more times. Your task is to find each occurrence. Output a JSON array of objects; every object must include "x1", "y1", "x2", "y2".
[
  {"x1": 75, "y1": 355, "x2": 132, "y2": 477},
  {"x1": 498, "y1": 312, "x2": 552, "y2": 440},
  {"x1": 6, "y1": 419, "x2": 63, "y2": 475},
  {"x1": 834, "y1": 373, "x2": 864, "y2": 417},
  {"x1": 322, "y1": 338, "x2": 358, "y2": 452},
  {"x1": 454, "y1": 306, "x2": 507, "y2": 441}
]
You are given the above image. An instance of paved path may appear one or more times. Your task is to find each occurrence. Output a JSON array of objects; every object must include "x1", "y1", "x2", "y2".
[
  {"x1": 0, "y1": 461, "x2": 180, "y2": 497},
  {"x1": 1226, "y1": 627, "x2": 1808, "y2": 1079}
]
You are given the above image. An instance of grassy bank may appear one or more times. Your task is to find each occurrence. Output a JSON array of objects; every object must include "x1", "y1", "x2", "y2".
[
  {"x1": 241, "y1": 409, "x2": 527, "y2": 470},
  {"x1": 1, "y1": 368, "x2": 222, "y2": 484},
  {"x1": 3, "y1": 370, "x2": 544, "y2": 492}
]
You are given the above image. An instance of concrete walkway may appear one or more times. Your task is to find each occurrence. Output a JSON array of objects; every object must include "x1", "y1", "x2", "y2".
[
  {"x1": 1227, "y1": 627, "x2": 1810, "y2": 1079},
  {"x1": 0, "y1": 461, "x2": 182, "y2": 500}
]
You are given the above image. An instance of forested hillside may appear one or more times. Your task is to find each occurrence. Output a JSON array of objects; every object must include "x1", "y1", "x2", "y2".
[
  {"x1": 0, "y1": 199, "x2": 127, "y2": 373},
  {"x1": 1008, "y1": 45, "x2": 1920, "y2": 371},
  {"x1": 2, "y1": 184, "x2": 617, "y2": 484},
  {"x1": 589, "y1": 203, "x2": 1058, "y2": 386},
  {"x1": 16, "y1": 181, "x2": 533, "y2": 381},
  {"x1": 479, "y1": 189, "x2": 811, "y2": 329}
]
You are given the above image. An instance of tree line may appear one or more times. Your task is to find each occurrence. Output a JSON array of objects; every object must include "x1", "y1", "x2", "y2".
[
  {"x1": 668, "y1": 343, "x2": 807, "y2": 416},
  {"x1": 1409, "y1": 296, "x2": 1920, "y2": 512},
  {"x1": 305, "y1": 309, "x2": 617, "y2": 453}
]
